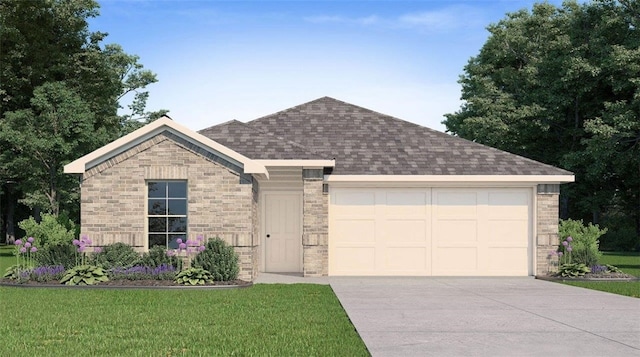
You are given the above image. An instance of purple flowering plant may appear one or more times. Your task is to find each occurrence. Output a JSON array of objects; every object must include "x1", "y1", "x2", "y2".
[
  {"x1": 12, "y1": 237, "x2": 38, "y2": 267},
  {"x1": 166, "y1": 235, "x2": 206, "y2": 268},
  {"x1": 73, "y1": 235, "x2": 95, "y2": 265},
  {"x1": 557, "y1": 236, "x2": 574, "y2": 265},
  {"x1": 2, "y1": 237, "x2": 40, "y2": 282}
]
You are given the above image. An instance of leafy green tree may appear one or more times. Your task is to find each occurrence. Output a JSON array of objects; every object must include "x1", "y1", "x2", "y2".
[
  {"x1": 444, "y1": 0, "x2": 640, "y2": 241},
  {"x1": 0, "y1": 0, "x2": 167, "y2": 221}
]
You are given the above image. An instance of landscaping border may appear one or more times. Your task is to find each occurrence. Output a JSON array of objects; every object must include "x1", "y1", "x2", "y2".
[
  {"x1": 0, "y1": 280, "x2": 253, "y2": 290},
  {"x1": 536, "y1": 275, "x2": 640, "y2": 283}
]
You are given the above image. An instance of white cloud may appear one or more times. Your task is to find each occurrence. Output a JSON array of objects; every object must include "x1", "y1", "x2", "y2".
[{"x1": 305, "y1": 5, "x2": 488, "y2": 33}]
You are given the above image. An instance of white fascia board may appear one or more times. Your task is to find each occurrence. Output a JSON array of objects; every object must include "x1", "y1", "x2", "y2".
[
  {"x1": 255, "y1": 159, "x2": 336, "y2": 168},
  {"x1": 324, "y1": 175, "x2": 575, "y2": 184},
  {"x1": 63, "y1": 117, "x2": 268, "y2": 178}
]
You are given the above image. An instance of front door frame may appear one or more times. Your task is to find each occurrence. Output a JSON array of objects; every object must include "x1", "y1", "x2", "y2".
[{"x1": 261, "y1": 190, "x2": 303, "y2": 273}]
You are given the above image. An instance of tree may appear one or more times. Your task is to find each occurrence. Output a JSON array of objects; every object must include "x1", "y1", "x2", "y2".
[
  {"x1": 0, "y1": 0, "x2": 166, "y2": 227},
  {"x1": 444, "y1": 0, "x2": 640, "y2": 243}
]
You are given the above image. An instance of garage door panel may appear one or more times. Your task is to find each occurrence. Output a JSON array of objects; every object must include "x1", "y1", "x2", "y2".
[
  {"x1": 333, "y1": 219, "x2": 375, "y2": 243},
  {"x1": 435, "y1": 220, "x2": 478, "y2": 244},
  {"x1": 385, "y1": 192, "x2": 428, "y2": 216},
  {"x1": 488, "y1": 220, "x2": 529, "y2": 246},
  {"x1": 433, "y1": 247, "x2": 478, "y2": 274},
  {"x1": 333, "y1": 247, "x2": 375, "y2": 273},
  {"x1": 384, "y1": 219, "x2": 428, "y2": 243},
  {"x1": 435, "y1": 192, "x2": 478, "y2": 217},
  {"x1": 487, "y1": 248, "x2": 529, "y2": 275},
  {"x1": 488, "y1": 191, "x2": 530, "y2": 218},
  {"x1": 384, "y1": 247, "x2": 427, "y2": 271},
  {"x1": 332, "y1": 191, "x2": 376, "y2": 215}
]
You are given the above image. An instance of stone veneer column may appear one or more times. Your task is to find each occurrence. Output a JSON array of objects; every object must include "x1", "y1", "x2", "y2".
[
  {"x1": 302, "y1": 169, "x2": 328, "y2": 277},
  {"x1": 536, "y1": 184, "x2": 561, "y2": 275}
]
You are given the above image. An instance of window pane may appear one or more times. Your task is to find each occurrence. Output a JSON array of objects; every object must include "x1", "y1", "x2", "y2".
[
  {"x1": 168, "y1": 234, "x2": 186, "y2": 249},
  {"x1": 148, "y1": 199, "x2": 166, "y2": 215},
  {"x1": 149, "y1": 217, "x2": 166, "y2": 233},
  {"x1": 168, "y1": 199, "x2": 186, "y2": 215},
  {"x1": 149, "y1": 234, "x2": 166, "y2": 248},
  {"x1": 148, "y1": 182, "x2": 166, "y2": 198},
  {"x1": 168, "y1": 217, "x2": 187, "y2": 232},
  {"x1": 168, "y1": 182, "x2": 187, "y2": 198}
]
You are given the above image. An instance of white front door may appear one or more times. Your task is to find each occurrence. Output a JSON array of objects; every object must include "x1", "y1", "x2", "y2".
[{"x1": 264, "y1": 193, "x2": 302, "y2": 272}]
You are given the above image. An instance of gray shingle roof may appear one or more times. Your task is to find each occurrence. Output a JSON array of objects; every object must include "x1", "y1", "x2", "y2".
[
  {"x1": 199, "y1": 120, "x2": 321, "y2": 160},
  {"x1": 200, "y1": 97, "x2": 573, "y2": 176}
]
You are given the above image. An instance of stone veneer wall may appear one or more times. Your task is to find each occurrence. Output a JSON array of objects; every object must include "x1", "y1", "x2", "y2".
[
  {"x1": 81, "y1": 132, "x2": 258, "y2": 281},
  {"x1": 302, "y1": 170, "x2": 328, "y2": 276},
  {"x1": 536, "y1": 188, "x2": 560, "y2": 275}
]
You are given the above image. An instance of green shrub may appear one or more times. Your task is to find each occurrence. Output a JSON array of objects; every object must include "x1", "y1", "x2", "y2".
[
  {"x1": 559, "y1": 219, "x2": 605, "y2": 266},
  {"x1": 191, "y1": 237, "x2": 239, "y2": 281},
  {"x1": 140, "y1": 246, "x2": 182, "y2": 269},
  {"x1": 557, "y1": 263, "x2": 591, "y2": 277},
  {"x1": 34, "y1": 243, "x2": 77, "y2": 269},
  {"x1": 60, "y1": 265, "x2": 109, "y2": 285},
  {"x1": 3, "y1": 265, "x2": 29, "y2": 282},
  {"x1": 174, "y1": 267, "x2": 214, "y2": 285},
  {"x1": 92, "y1": 242, "x2": 141, "y2": 269},
  {"x1": 17, "y1": 213, "x2": 76, "y2": 248}
]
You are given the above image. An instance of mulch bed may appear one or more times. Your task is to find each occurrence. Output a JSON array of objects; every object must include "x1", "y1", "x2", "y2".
[
  {"x1": 537, "y1": 272, "x2": 639, "y2": 282},
  {"x1": 0, "y1": 278, "x2": 252, "y2": 289}
]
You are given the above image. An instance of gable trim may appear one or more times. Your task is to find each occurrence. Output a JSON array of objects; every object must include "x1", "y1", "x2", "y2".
[{"x1": 64, "y1": 117, "x2": 269, "y2": 178}]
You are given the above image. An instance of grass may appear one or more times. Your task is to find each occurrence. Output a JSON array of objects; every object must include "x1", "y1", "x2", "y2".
[
  {"x1": 0, "y1": 244, "x2": 368, "y2": 356},
  {"x1": 562, "y1": 251, "x2": 640, "y2": 298},
  {"x1": 1, "y1": 244, "x2": 14, "y2": 272},
  {"x1": 0, "y1": 284, "x2": 369, "y2": 356}
]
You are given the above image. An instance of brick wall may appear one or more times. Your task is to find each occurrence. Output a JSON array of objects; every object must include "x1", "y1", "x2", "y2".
[
  {"x1": 536, "y1": 192, "x2": 560, "y2": 275},
  {"x1": 81, "y1": 132, "x2": 258, "y2": 280},
  {"x1": 302, "y1": 171, "x2": 328, "y2": 276}
]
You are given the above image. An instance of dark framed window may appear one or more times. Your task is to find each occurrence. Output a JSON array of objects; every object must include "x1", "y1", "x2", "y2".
[{"x1": 147, "y1": 181, "x2": 187, "y2": 249}]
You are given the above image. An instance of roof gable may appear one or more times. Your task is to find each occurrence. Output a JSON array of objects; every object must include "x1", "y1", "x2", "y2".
[{"x1": 64, "y1": 117, "x2": 268, "y2": 177}]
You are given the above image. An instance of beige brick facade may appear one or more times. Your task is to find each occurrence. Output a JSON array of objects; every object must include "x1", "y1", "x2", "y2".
[
  {"x1": 536, "y1": 192, "x2": 560, "y2": 275},
  {"x1": 81, "y1": 133, "x2": 259, "y2": 281},
  {"x1": 302, "y1": 173, "x2": 329, "y2": 276}
]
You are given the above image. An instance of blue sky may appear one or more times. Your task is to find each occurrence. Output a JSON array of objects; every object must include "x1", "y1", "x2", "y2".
[{"x1": 91, "y1": 0, "x2": 569, "y2": 132}]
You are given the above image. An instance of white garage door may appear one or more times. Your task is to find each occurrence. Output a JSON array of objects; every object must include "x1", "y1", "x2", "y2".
[{"x1": 329, "y1": 187, "x2": 531, "y2": 276}]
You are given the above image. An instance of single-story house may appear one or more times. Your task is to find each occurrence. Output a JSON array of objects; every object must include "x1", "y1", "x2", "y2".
[{"x1": 64, "y1": 97, "x2": 574, "y2": 281}]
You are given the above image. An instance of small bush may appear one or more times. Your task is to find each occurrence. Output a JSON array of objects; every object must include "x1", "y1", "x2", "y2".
[
  {"x1": 559, "y1": 219, "x2": 605, "y2": 266},
  {"x1": 174, "y1": 267, "x2": 214, "y2": 285},
  {"x1": 18, "y1": 213, "x2": 76, "y2": 248},
  {"x1": 92, "y1": 242, "x2": 141, "y2": 269},
  {"x1": 60, "y1": 265, "x2": 109, "y2": 285},
  {"x1": 34, "y1": 243, "x2": 77, "y2": 269},
  {"x1": 557, "y1": 263, "x2": 590, "y2": 277},
  {"x1": 140, "y1": 246, "x2": 182, "y2": 269},
  {"x1": 191, "y1": 237, "x2": 239, "y2": 281}
]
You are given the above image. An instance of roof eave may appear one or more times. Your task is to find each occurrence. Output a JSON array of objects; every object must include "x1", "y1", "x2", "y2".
[{"x1": 324, "y1": 174, "x2": 575, "y2": 184}]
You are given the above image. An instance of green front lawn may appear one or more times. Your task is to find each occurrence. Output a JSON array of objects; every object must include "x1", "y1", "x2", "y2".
[
  {"x1": 0, "y1": 284, "x2": 369, "y2": 356},
  {"x1": 563, "y1": 251, "x2": 640, "y2": 298},
  {"x1": 0, "y1": 244, "x2": 14, "y2": 272}
]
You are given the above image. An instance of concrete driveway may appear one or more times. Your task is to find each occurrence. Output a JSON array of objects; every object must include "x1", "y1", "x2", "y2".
[{"x1": 329, "y1": 277, "x2": 640, "y2": 357}]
